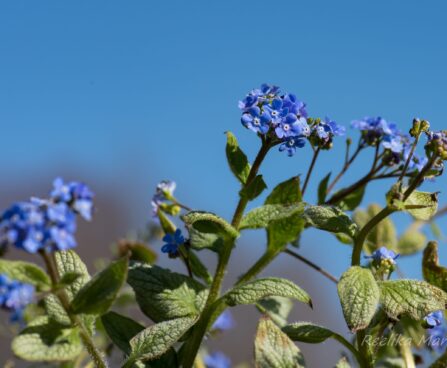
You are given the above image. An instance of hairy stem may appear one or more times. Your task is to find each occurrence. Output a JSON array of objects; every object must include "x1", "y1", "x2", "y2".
[
  {"x1": 40, "y1": 250, "x2": 108, "y2": 368},
  {"x1": 302, "y1": 147, "x2": 320, "y2": 196}
]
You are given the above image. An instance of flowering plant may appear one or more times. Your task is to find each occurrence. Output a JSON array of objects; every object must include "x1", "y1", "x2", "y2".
[{"x1": 1, "y1": 84, "x2": 447, "y2": 367}]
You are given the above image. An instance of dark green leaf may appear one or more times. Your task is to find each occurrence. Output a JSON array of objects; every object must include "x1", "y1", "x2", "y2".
[
  {"x1": 225, "y1": 131, "x2": 251, "y2": 184},
  {"x1": 71, "y1": 256, "x2": 128, "y2": 315},
  {"x1": 128, "y1": 243, "x2": 157, "y2": 264},
  {"x1": 336, "y1": 185, "x2": 366, "y2": 211},
  {"x1": 304, "y1": 205, "x2": 358, "y2": 238},
  {"x1": 240, "y1": 204, "x2": 306, "y2": 230},
  {"x1": 317, "y1": 173, "x2": 331, "y2": 205},
  {"x1": 423, "y1": 241, "x2": 447, "y2": 292},
  {"x1": 0, "y1": 259, "x2": 51, "y2": 291},
  {"x1": 239, "y1": 174, "x2": 267, "y2": 201},
  {"x1": 282, "y1": 322, "x2": 336, "y2": 343}
]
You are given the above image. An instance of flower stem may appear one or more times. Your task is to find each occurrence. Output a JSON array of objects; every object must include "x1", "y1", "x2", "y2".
[
  {"x1": 40, "y1": 250, "x2": 108, "y2": 368},
  {"x1": 397, "y1": 134, "x2": 420, "y2": 183},
  {"x1": 301, "y1": 147, "x2": 320, "y2": 196}
]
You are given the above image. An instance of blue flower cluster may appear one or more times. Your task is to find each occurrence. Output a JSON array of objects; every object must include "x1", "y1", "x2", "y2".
[
  {"x1": 365, "y1": 247, "x2": 399, "y2": 269},
  {"x1": 0, "y1": 178, "x2": 93, "y2": 253},
  {"x1": 161, "y1": 228, "x2": 184, "y2": 257},
  {"x1": 204, "y1": 352, "x2": 231, "y2": 368},
  {"x1": 239, "y1": 84, "x2": 344, "y2": 156},
  {"x1": 0, "y1": 274, "x2": 34, "y2": 322},
  {"x1": 151, "y1": 180, "x2": 177, "y2": 217},
  {"x1": 425, "y1": 311, "x2": 447, "y2": 352}
]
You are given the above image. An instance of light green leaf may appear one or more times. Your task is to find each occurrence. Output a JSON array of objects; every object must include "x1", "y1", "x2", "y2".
[
  {"x1": 404, "y1": 190, "x2": 438, "y2": 221},
  {"x1": 396, "y1": 228, "x2": 426, "y2": 255},
  {"x1": 101, "y1": 311, "x2": 144, "y2": 354},
  {"x1": 240, "y1": 174, "x2": 267, "y2": 201},
  {"x1": 127, "y1": 263, "x2": 208, "y2": 322},
  {"x1": 240, "y1": 203, "x2": 306, "y2": 230},
  {"x1": 317, "y1": 173, "x2": 331, "y2": 205},
  {"x1": 182, "y1": 211, "x2": 239, "y2": 239},
  {"x1": 225, "y1": 277, "x2": 311, "y2": 307},
  {"x1": 423, "y1": 241, "x2": 447, "y2": 292},
  {"x1": 188, "y1": 227, "x2": 223, "y2": 253},
  {"x1": 337, "y1": 266, "x2": 379, "y2": 332},
  {"x1": 125, "y1": 317, "x2": 196, "y2": 365},
  {"x1": 257, "y1": 297, "x2": 293, "y2": 327},
  {"x1": 71, "y1": 256, "x2": 128, "y2": 315},
  {"x1": 265, "y1": 176, "x2": 305, "y2": 251},
  {"x1": 255, "y1": 316, "x2": 306, "y2": 368},
  {"x1": 0, "y1": 259, "x2": 51, "y2": 291},
  {"x1": 12, "y1": 316, "x2": 82, "y2": 362},
  {"x1": 282, "y1": 322, "x2": 337, "y2": 343},
  {"x1": 225, "y1": 131, "x2": 251, "y2": 184},
  {"x1": 379, "y1": 279, "x2": 447, "y2": 320},
  {"x1": 304, "y1": 205, "x2": 358, "y2": 238}
]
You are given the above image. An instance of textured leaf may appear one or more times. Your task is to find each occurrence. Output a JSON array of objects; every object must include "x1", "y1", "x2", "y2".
[
  {"x1": 225, "y1": 131, "x2": 251, "y2": 184},
  {"x1": 125, "y1": 317, "x2": 196, "y2": 365},
  {"x1": 225, "y1": 277, "x2": 311, "y2": 307},
  {"x1": 12, "y1": 316, "x2": 82, "y2": 362},
  {"x1": 265, "y1": 177, "x2": 305, "y2": 251},
  {"x1": 181, "y1": 211, "x2": 239, "y2": 239},
  {"x1": 404, "y1": 190, "x2": 438, "y2": 220},
  {"x1": 44, "y1": 250, "x2": 91, "y2": 327},
  {"x1": 304, "y1": 205, "x2": 358, "y2": 238},
  {"x1": 101, "y1": 311, "x2": 144, "y2": 354},
  {"x1": 337, "y1": 266, "x2": 379, "y2": 332},
  {"x1": 317, "y1": 173, "x2": 331, "y2": 205},
  {"x1": 379, "y1": 279, "x2": 447, "y2": 320},
  {"x1": 0, "y1": 259, "x2": 51, "y2": 291},
  {"x1": 282, "y1": 322, "x2": 336, "y2": 343},
  {"x1": 423, "y1": 241, "x2": 447, "y2": 292},
  {"x1": 71, "y1": 257, "x2": 128, "y2": 315},
  {"x1": 240, "y1": 204, "x2": 306, "y2": 230},
  {"x1": 240, "y1": 174, "x2": 267, "y2": 201},
  {"x1": 396, "y1": 228, "x2": 426, "y2": 255},
  {"x1": 188, "y1": 227, "x2": 223, "y2": 253},
  {"x1": 336, "y1": 185, "x2": 366, "y2": 211},
  {"x1": 127, "y1": 263, "x2": 208, "y2": 322},
  {"x1": 257, "y1": 297, "x2": 293, "y2": 327},
  {"x1": 255, "y1": 317, "x2": 305, "y2": 368}
]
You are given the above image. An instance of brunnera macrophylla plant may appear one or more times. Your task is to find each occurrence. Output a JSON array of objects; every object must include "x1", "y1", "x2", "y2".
[{"x1": 1, "y1": 85, "x2": 447, "y2": 368}]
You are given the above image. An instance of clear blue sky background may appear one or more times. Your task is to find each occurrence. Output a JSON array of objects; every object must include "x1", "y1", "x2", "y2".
[{"x1": 1, "y1": 1, "x2": 447, "y2": 363}]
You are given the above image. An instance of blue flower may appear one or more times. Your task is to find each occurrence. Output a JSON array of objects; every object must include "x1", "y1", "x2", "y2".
[
  {"x1": 0, "y1": 274, "x2": 34, "y2": 323},
  {"x1": 282, "y1": 93, "x2": 307, "y2": 118},
  {"x1": 204, "y1": 352, "x2": 231, "y2": 368},
  {"x1": 161, "y1": 229, "x2": 184, "y2": 257},
  {"x1": 212, "y1": 310, "x2": 235, "y2": 331},
  {"x1": 151, "y1": 180, "x2": 177, "y2": 217},
  {"x1": 279, "y1": 136, "x2": 306, "y2": 157},
  {"x1": 352, "y1": 117, "x2": 403, "y2": 153},
  {"x1": 425, "y1": 311, "x2": 444, "y2": 328},
  {"x1": 365, "y1": 247, "x2": 399, "y2": 265},
  {"x1": 241, "y1": 106, "x2": 271, "y2": 135}
]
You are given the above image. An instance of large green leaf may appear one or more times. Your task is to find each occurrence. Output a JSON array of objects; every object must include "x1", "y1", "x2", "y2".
[
  {"x1": 0, "y1": 259, "x2": 50, "y2": 291},
  {"x1": 337, "y1": 266, "x2": 379, "y2": 332},
  {"x1": 225, "y1": 131, "x2": 251, "y2": 184},
  {"x1": 379, "y1": 279, "x2": 447, "y2": 320},
  {"x1": 254, "y1": 317, "x2": 305, "y2": 368},
  {"x1": 304, "y1": 205, "x2": 358, "y2": 238},
  {"x1": 240, "y1": 174, "x2": 267, "y2": 201},
  {"x1": 282, "y1": 322, "x2": 338, "y2": 344},
  {"x1": 240, "y1": 204, "x2": 306, "y2": 230},
  {"x1": 71, "y1": 257, "x2": 128, "y2": 315},
  {"x1": 265, "y1": 176, "x2": 305, "y2": 251},
  {"x1": 182, "y1": 211, "x2": 239, "y2": 239},
  {"x1": 404, "y1": 190, "x2": 438, "y2": 221},
  {"x1": 225, "y1": 277, "x2": 311, "y2": 307},
  {"x1": 127, "y1": 263, "x2": 208, "y2": 322},
  {"x1": 124, "y1": 317, "x2": 196, "y2": 366},
  {"x1": 12, "y1": 316, "x2": 82, "y2": 362},
  {"x1": 423, "y1": 241, "x2": 447, "y2": 292}
]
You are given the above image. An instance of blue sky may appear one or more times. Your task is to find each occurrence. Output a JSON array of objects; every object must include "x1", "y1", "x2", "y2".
[{"x1": 1, "y1": 1, "x2": 447, "y2": 360}]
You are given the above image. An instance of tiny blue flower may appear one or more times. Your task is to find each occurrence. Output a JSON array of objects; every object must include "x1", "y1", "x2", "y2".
[
  {"x1": 212, "y1": 310, "x2": 235, "y2": 331},
  {"x1": 241, "y1": 106, "x2": 271, "y2": 135},
  {"x1": 279, "y1": 136, "x2": 306, "y2": 157},
  {"x1": 282, "y1": 93, "x2": 307, "y2": 118},
  {"x1": 365, "y1": 246, "x2": 399, "y2": 265},
  {"x1": 425, "y1": 311, "x2": 444, "y2": 328},
  {"x1": 162, "y1": 229, "x2": 184, "y2": 257},
  {"x1": 204, "y1": 352, "x2": 231, "y2": 368}
]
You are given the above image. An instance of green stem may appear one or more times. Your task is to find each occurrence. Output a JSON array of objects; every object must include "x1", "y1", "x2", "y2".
[
  {"x1": 356, "y1": 330, "x2": 374, "y2": 368},
  {"x1": 40, "y1": 251, "x2": 108, "y2": 368},
  {"x1": 397, "y1": 134, "x2": 420, "y2": 183},
  {"x1": 301, "y1": 147, "x2": 320, "y2": 196}
]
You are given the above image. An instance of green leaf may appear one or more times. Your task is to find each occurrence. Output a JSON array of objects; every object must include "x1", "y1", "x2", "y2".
[
  {"x1": 423, "y1": 241, "x2": 447, "y2": 292},
  {"x1": 0, "y1": 259, "x2": 51, "y2": 291},
  {"x1": 127, "y1": 263, "x2": 208, "y2": 322},
  {"x1": 188, "y1": 227, "x2": 224, "y2": 253},
  {"x1": 125, "y1": 317, "x2": 196, "y2": 365},
  {"x1": 255, "y1": 316, "x2": 306, "y2": 368},
  {"x1": 225, "y1": 131, "x2": 251, "y2": 184},
  {"x1": 71, "y1": 256, "x2": 128, "y2": 315},
  {"x1": 12, "y1": 316, "x2": 82, "y2": 362},
  {"x1": 265, "y1": 176, "x2": 305, "y2": 251},
  {"x1": 44, "y1": 250, "x2": 92, "y2": 327},
  {"x1": 240, "y1": 203, "x2": 306, "y2": 230},
  {"x1": 188, "y1": 251, "x2": 213, "y2": 285},
  {"x1": 379, "y1": 279, "x2": 447, "y2": 320},
  {"x1": 225, "y1": 277, "x2": 311, "y2": 307},
  {"x1": 317, "y1": 173, "x2": 331, "y2": 205},
  {"x1": 240, "y1": 174, "x2": 267, "y2": 201},
  {"x1": 257, "y1": 297, "x2": 293, "y2": 327},
  {"x1": 304, "y1": 205, "x2": 358, "y2": 238},
  {"x1": 101, "y1": 311, "x2": 144, "y2": 354},
  {"x1": 336, "y1": 185, "x2": 366, "y2": 211},
  {"x1": 337, "y1": 266, "x2": 379, "y2": 332},
  {"x1": 396, "y1": 228, "x2": 426, "y2": 255},
  {"x1": 182, "y1": 211, "x2": 239, "y2": 239},
  {"x1": 127, "y1": 243, "x2": 157, "y2": 264},
  {"x1": 157, "y1": 210, "x2": 176, "y2": 234},
  {"x1": 353, "y1": 204, "x2": 397, "y2": 254},
  {"x1": 282, "y1": 322, "x2": 337, "y2": 344},
  {"x1": 404, "y1": 190, "x2": 438, "y2": 221}
]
